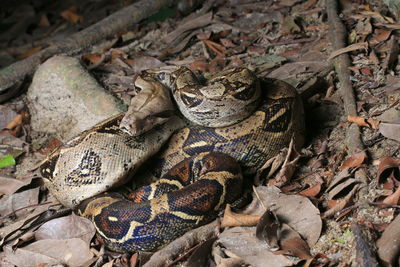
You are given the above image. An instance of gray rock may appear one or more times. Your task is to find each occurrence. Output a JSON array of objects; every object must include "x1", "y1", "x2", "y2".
[{"x1": 27, "y1": 56, "x2": 125, "y2": 143}]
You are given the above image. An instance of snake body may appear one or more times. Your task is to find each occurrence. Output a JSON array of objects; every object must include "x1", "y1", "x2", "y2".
[{"x1": 39, "y1": 67, "x2": 305, "y2": 252}]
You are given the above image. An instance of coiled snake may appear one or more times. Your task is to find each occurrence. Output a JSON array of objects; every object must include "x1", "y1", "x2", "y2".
[{"x1": 39, "y1": 66, "x2": 305, "y2": 252}]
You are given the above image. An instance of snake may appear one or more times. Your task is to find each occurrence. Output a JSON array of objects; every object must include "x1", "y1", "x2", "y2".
[{"x1": 39, "y1": 66, "x2": 305, "y2": 252}]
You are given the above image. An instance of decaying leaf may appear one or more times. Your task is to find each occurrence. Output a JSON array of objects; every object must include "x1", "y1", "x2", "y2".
[
  {"x1": 221, "y1": 205, "x2": 260, "y2": 228},
  {"x1": 185, "y1": 237, "x2": 217, "y2": 267},
  {"x1": 377, "y1": 156, "x2": 400, "y2": 184},
  {"x1": 35, "y1": 213, "x2": 95, "y2": 245},
  {"x1": 299, "y1": 183, "x2": 322, "y2": 197},
  {"x1": 339, "y1": 151, "x2": 367, "y2": 170},
  {"x1": 0, "y1": 187, "x2": 39, "y2": 219},
  {"x1": 277, "y1": 223, "x2": 312, "y2": 259},
  {"x1": 217, "y1": 186, "x2": 321, "y2": 266},
  {"x1": 382, "y1": 185, "x2": 400, "y2": 205},
  {"x1": 4, "y1": 238, "x2": 93, "y2": 267},
  {"x1": 0, "y1": 176, "x2": 33, "y2": 195},
  {"x1": 377, "y1": 214, "x2": 400, "y2": 265},
  {"x1": 217, "y1": 227, "x2": 295, "y2": 267},
  {"x1": 255, "y1": 209, "x2": 280, "y2": 250},
  {"x1": 328, "y1": 42, "x2": 368, "y2": 60},
  {"x1": 128, "y1": 56, "x2": 166, "y2": 73},
  {"x1": 268, "y1": 138, "x2": 301, "y2": 187},
  {"x1": 347, "y1": 115, "x2": 380, "y2": 129},
  {"x1": 60, "y1": 6, "x2": 84, "y2": 24},
  {"x1": 379, "y1": 121, "x2": 400, "y2": 142}
]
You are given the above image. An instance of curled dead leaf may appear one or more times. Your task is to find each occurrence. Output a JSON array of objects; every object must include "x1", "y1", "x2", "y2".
[
  {"x1": 339, "y1": 151, "x2": 367, "y2": 170},
  {"x1": 299, "y1": 183, "x2": 322, "y2": 197},
  {"x1": 377, "y1": 157, "x2": 400, "y2": 184},
  {"x1": 60, "y1": 6, "x2": 83, "y2": 24},
  {"x1": 382, "y1": 186, "x2": 400, "y2": 206},
  {"x1": 221, "y1": 205, "x2": 260, "y2": 228},
  {"x1": 347, "y1": 115, "x2": 380, "y2": 129},
  {"x1": 255, "y1": 209, "x2": 280, "y2": 250},
  {"x1": 278, "y1": 223, "x2": 312, "y2": 260}
]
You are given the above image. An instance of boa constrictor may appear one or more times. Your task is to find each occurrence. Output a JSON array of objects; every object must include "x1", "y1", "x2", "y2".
[{"x1": 39, "y1": 66, "x2": 305, "y2": 252}]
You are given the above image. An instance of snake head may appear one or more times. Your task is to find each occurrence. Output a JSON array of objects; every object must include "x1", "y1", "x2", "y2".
[{"x1": 120, "y1": 76, "x2": 176, "y2": 136}]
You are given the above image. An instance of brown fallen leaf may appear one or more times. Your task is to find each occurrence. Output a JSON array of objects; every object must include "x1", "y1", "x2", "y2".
[
  {"x1": 323, "y1": 184, "x2": 359, "y2": 218},
  {"x1": 39, "y1": 14, "x2": 50, "y2": 27},
  {"x1": 277, "y1": 223, "x2": 312, "y2": 260},
  {"x1": 60, "y1": 6, "x2": 84, "y2": 24},
  {"x1": 268, "y1": 138, "x2": 300, "y2": 187},
  {"x1": 339, "y1": 151, "x2": 367, "y2": 170},
  {"x1": 379, "y1": 121, "x2": 400, "y2": 142},
  {"x1": 371, "y1": 28, "x2": 392, "y2": 43},
  {"x1": 328, "y1": 42, "x2": 368, "y2": 60},
  {"x1": 189, "y1": 60, "x2": 209, "y2": 72},
  {"x1": 0, "y1": 176, "x2": 33, "y2": 195},
  {"x1": 4, "y1": 238, "x2": 93, "y2": 266},
  {"x1": 382, "y1": 186, "x2": 400, "y2": 205},
  {"x1": 255, "y1": 209, "x2": 280, "y2": 250},
  {"x1": 377, "y1": 157, "x2": 400, "y2": 184},
  {"x1": 377, "y1": 214, "x2": 400, "y2": 266},
  {"x1": 221, "y1": 204, "x2": 260, "y2": 228},
  {"x1": 299, "y1": 183, "x2": 322, "y2": 197},
  {"x1": 82, "y1": 53, "x2": 103, "y2": 65},
  {"x1": 35, "y1": 213, "x2": 95, "y2": 245},
  {"x1": 17, "y1": 46, "x2": 43, "y2": 60},
  {"x1": 347, "y1": 115, "x2": 380, "y2": 129}
]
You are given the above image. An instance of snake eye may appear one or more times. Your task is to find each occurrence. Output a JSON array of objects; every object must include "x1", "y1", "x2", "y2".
[{"x1": 157, "y1": 72, "x2": 166, "y2": 81}]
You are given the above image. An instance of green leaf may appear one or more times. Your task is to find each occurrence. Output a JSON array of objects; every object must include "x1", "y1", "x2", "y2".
[
  {"x1": 147, "y1": 8, "x2": 175, "y2": 22},
  {"x1": 0, "y1": 154, "x2": 16, "y2": 169}
]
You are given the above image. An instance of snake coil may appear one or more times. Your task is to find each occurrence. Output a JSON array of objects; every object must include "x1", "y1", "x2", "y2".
[{"x1": 40, "y1": 66, "x2": 305, "y2": 252}]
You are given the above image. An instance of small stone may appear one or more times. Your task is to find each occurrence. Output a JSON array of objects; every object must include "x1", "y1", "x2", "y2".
[{"x1": 27, "y1": 56, "x2": 126, "y2": 143}]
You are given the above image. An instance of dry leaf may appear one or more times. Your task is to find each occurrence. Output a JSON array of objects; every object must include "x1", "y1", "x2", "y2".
[
  {"x1": 0, "y1": 106, "x2": 17, "y2": 130},
  {"x1": 268, "y1": 138, "x2": 300, "y2": 187},
  {"x1": 0, "y1": 176, "x2": 33, "y2": 195},
  {"x1": 221, "y1": 205, "x2": 260, "y2": 228},
  {"x1": 248, "y1": 186, "x2": 322, "y2": 246},
  {"x1": 379, "y1": 121, "x2": 400, "y2": 142},
  {"x1": 382, "y1": 186, "x2": 400, "y2": 205},
  {"x1": 299, "y1": 183, "x2": 322, "y2": 197},
  {"x1": 339, "y1": 151, "x2": 367, "y2": 170},
  {"x1": 4, "y1": 238, "x2": 93, "y2": 267},
  {"x1": 277, "y1": 223, "x2": 312, "y2": 259},
  {"x1": 39, "y1": 14, "x2": 50, "y2": 27},
  {"x1": 328, "y1": 42, "x2": 368, "y2": 60},
  {"x1": 371, "y1": 28, "x2": 392, "y2": 43},
  {"x1": 82, "y1": 53, "x2": 103, "y2": 65},
  {"x1": 0, "y1": 187, "x2": 39, "y2": 219},
  {"x1": 377, "y1": 214, "x2": 400, "y2": 265},
  {"x1": 189, "y1": 60, "x2": 209, "y2": 71},
  {"x1": 347, "y1": 115, "x2": 380, "y2": 129},
  {"x1": 255, "y1": 209, "x2": 280, "y2": 250},
  {"x1": 35, "y1": 213, "x2": 95, "y2": 245},
  {"x1": 128, "y1": 56, "x2": 166, "y2": 73},
  {"x1": 17, "y1": 46, "x2": 43, "y2": 60},
  {"x1": 377, "y1": 157, "x2": 400, "y2": 184},
  {"x1": 60, "y1": 6, "x2": 83, "y2": 24},
  {"x1": 218, "y1": 227, "x2": 295, "y2": 267}
]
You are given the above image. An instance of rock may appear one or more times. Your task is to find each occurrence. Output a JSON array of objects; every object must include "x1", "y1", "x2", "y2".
[{"x1": 27, "y1": 56, "x2": 125, "y2": 144}]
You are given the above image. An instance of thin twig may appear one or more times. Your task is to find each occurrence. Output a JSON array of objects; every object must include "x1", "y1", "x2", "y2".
[{"x1": 326, "y1": 0, "x2": 368, "y2": 186}]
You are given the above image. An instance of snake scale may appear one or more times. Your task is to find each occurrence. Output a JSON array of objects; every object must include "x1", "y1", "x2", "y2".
[{"x1": 39, "y1": 66, "x2": 305, "y2": 252}]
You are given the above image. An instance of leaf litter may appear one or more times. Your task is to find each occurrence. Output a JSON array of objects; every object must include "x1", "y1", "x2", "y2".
[{"x1": 1, "y1": 0, "x2": 400, "y2": 266}]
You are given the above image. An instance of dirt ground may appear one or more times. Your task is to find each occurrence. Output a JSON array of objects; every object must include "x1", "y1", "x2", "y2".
[{"x1": 0, "y1": 0, "x2": 400, "y2": 266}]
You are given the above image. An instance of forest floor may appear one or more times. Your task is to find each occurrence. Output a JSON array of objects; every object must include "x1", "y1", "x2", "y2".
[{"x1": 0, "y1": 0, "x2": 400, "y2": 266}]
